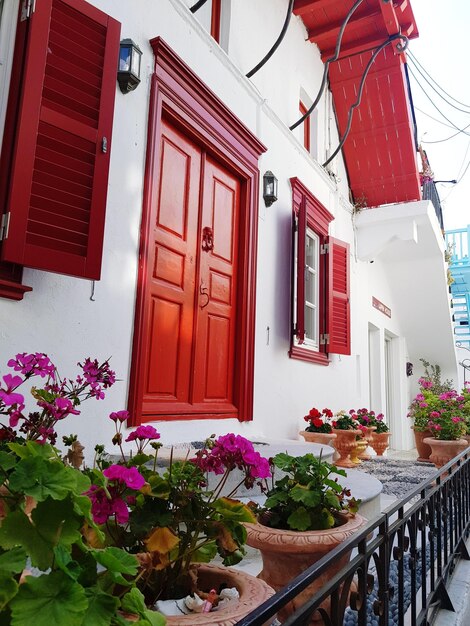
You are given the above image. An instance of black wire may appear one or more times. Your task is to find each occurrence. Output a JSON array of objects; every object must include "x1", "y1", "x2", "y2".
[
  {"x1": 408, "y1": 56, "x2": 470, "y2": 116},
  {"x1": 289, "y1": 0, "x2": 365, "y2": 131},
  {"x1": 407, "y1": 65, "x2": 470, "y2": 137},
  {"x1": 408, "y1": 50, "x2": 470, "y2": 110},
  {"x1": 246, "y1": 0, "x2": 295, "y2": 78},
  {"x1": 190, "y1": 0, "x2": 209, "y2": 14},
  {"x1": 322, "y1": 34, "x2": 409, "y2": 168}
]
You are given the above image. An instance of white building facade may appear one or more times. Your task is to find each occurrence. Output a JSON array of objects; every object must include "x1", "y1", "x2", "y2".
[{"x1": 0, "y1": 0, "x2": 457, "y2": 455}]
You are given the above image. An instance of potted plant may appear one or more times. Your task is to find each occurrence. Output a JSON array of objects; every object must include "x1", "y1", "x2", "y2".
[
  {"x1": 0, "y1": 353, "x2": 164, "y2": 625},
  {"x1": 422, "y1": 389, "x2": 468, "y2": 468},
  {"x1": 0, "y1": 353, "x2": 274, "y2": 624},
  {"x1": 299, "y1": 407, "x2": 336, "y2": 446},
  {"x1": 330, "y1": 412, "x2": 362, "y2": 468},
  {"x1": 244, "y1": 452, "x2": 365, "y2": 622},
  {"x1": 369, "y1": 415, "x2": 391, "y2": 456},
  {"x1": 408, "y1": 359, "x2": 453, "y2": 461}
]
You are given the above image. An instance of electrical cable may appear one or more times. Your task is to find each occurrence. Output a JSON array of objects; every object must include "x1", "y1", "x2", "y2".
[
  {"x1": 408, "y1": 55, "x2": 470, "y2": 116},
  {"x1": 407, "y1": 65, "x2": 470, "y2": 137},
  {"x1": 246, "y1": 0, "x2": 295, "y2": 78},
  {"x1": 322, "y1": 34, "x2": 409, "y2": 168},
  {"x1": 415, "y1": 105, "x2": 470, "y2": 143},
  {"x1": 289, "y1": 0, "x2": 365, "y2": 131},
  {"x1": 415, "y1": 106, "x2": 463, "y2": 131},
  {"x1": 190, "y1": 0, "x2": 209, "y2": 14},
  {"x1": 408, "y1": 50, "x2": 470, "y2": 110}
]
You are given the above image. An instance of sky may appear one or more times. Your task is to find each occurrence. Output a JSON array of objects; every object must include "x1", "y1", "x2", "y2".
[{"x1": 408, "y1": 0, "x2": 470, "y2": 231}]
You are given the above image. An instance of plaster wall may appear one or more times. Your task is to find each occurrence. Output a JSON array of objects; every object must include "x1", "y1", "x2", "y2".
[{"x1": 0, "y1": 0, "x2": 455, "y2": 456}]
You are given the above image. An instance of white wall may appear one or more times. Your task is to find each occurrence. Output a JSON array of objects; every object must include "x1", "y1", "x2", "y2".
[{"x1": 0, "y1": 0, "x2": 456, "y2": 456}]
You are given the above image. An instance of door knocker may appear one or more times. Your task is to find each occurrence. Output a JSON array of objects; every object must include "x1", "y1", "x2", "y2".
[{"x1": 202, "y1": 226, "x2": 214, "y2": 252}]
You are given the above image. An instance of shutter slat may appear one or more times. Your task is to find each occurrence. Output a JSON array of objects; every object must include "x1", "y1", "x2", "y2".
[
  {"x1": 295, "y1": 198, "x2": 307, "y2": 344},
  {"x1": 2, "y1": 0, "x2": 120, "y2": 279},
  {"x1": 327, "y1": 237, "x2": 351, "y2": 355}
]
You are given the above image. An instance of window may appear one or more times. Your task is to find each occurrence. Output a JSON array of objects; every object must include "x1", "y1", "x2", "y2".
[
  {"x1": 299, "y1": 101, "x2": 311, "y2": 153},
  {"x1": 191, "y1": 0, "x2": 222, "y2": 43},
  {"x1": 0, "y1": 0, "x2": 120, "y2": 298},
  {"x1": 290, "y1": 177, "x2": 351, "y2": 364}
]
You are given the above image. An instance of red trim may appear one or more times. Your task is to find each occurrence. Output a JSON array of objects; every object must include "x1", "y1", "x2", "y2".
[
  {"x1": 327, "y1": 236, "x2": 350, "y2": 355},
  {"x1": 0, "y1": 277, "x2": 32, "y2": 301},
  {"x1": 128, "y1": 38, "x2": 266, "y2": 425},
  {"x1": 299, "y1": 101, "x2": 310, "y2": 152},
  {"x1": 289, "y1": 345, "x2": 329, "y2": 365},
  {"x1": 211, "y1": 0, "x2": 222, "y2": 43}
]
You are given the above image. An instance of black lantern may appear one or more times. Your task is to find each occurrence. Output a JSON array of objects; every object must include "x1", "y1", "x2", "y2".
[
  {"x1": 117, "y1": 39, "x2": 142, "y2": 93},
  {"x1": 263, "y1": 171, "x2": 278, "y2": 207}
]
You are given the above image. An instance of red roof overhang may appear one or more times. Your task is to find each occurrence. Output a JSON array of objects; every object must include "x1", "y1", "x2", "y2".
[{"x1": 294, "y1": 0, "x2": 422, "y2": 207}]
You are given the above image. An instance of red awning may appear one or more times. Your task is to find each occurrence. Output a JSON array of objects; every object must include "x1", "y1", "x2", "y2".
[{"x1": 294, "y1": 0, "x2": 422, "y2": 207}]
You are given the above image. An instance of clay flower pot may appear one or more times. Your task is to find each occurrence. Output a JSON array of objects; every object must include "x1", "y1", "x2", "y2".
[
  {"x1": 423, "y1": 437, "x2": 469, "y2": 469},
  {"x1": 164, "y1": 563, "x2": 274, "y2": 626},
  {"x1": 299, "y1": 431, "x2": 337, "y2": 446},
  {"x1": 413, "y1": 429, "x2": 433, "y2": 462},
  {"x1": 357, "y1": 426, "x2": 376, "y2": 460},
  {"x1": 331, "y1": 430, "x2": 362, "y2": 468},
  {"x1": 245, "y1": 514, "x2": 366, "y2": 623},
  {"x1": 370, "y1": 431, "x2": 391, "y2": 457},
  {"x1": 350, "y1": 439, "x2": 367, "y2": 464}
]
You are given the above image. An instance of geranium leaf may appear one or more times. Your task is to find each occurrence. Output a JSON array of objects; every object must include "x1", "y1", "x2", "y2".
[
  {"x1": 0, "y1": 572, "x2": 18, "y2": 610},
  {"x1": 120, "y1": 587, "x2": 146, "y2": 617},
  {"x1": 323, "y1": 478, "x2": 343, "y2": 493},
  {"x1": 191, "y1": 540, "x2": 218, "y2": 563},
  {"x1": 0, "y1": 547, "x2": 27, "y2": 574},
  {"x1": 10, "y1": 571, "x2": 88, "y2": 626},
  {"x1": 82, "y1": 588, "x2": 119, "y2": 626},
  {"x1": 92, "y1": 548, "x2": 139, "y2": 586},
  {"x1": 145, "y1": 526, "x2": 179, "y2": 554},
  {"x1": 290, "y1": 485, "x2": 321, "y2": 507},
  {"x1": 0, "y1": 511, "x2": 52, "y2": 571},
  {"x1": 0, "y1": 451, "x2": 16, "y2": 471},
  {"x1": 9, "y1": 458, "x2": 79, "y2": 501},
  {"x1": 212, "y1": 498, "x2": 257, "y2": 522},
  {"x1": 53, "y1": 545, "x2": 82, "y2": 581},
  {"x1": 286, "y1": 506, "x2": 311, "y2": 531}
]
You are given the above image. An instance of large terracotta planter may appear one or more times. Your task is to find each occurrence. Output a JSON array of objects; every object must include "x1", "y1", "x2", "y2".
[
  {"x1": 164, "y1": 564, "x2": 274, "y2": 626},
  {"x1": 370, "y1": 432, "x2": 391, "y2": 457},
  {"x1": 331, "y1": 429, "x2": 361, "y2": 468},
  {"x1": 299, "y1": 431, "x2": 336, "y2": 446},
  {"x1": 245, "y1": 514, "x2": 366, "y2": 623},
  {"x1": 423, "y1": 437, "x2": 469, "y2": 469},
  {"x1": 413, "y1": 429, "x2": 433, "y2": 462},
  {"x1": 350, "y1": 439, "x2": 367, "y2": 464}
]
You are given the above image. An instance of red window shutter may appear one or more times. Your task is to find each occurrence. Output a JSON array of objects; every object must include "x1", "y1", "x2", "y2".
[
  {"x1": 327, "y1": 237, "x2": 350, "y2": 355},
  {"x1": 295, "y1": 198, "x2": 307, "y2": 344},
  {"x1": 1, "y1": 0, "x2": 120, "y2": 279}
]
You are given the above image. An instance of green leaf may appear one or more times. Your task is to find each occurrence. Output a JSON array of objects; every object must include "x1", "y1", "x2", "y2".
[
  {"x1": 192, "y1": 540, "x2": 218, "y2": 563},
  {"x1": 0, "y1": 511, "x2": 52, "y2": 571},
  {"x1": 264, "y1": 492, "x2": 288, "y2": 508},
  {"x1": 129, "y1": 499, "x2": 172, "y2": 538},
  {"x1": 120, "y1": 587, "x2": 146, "y2": 617},
  {"x1": 0, "y1": 547, "x2": 27, "y2": 574},
  {"x1": 53, "y1": 545, "x2": 82, "y2": 581},
  {"x1": 322, "y1": 478, "x2": 343, "y2": 493},
  {"x1": 0, "y1": 451, "x2": 16, "y2": 471},
  {"x1": 8, "y1": 441, "x2": 55, "y2": 460},
  {"x1": 0, "y1": 572, "x2": 18, "y2": 610},
  {"x1": 324, "y1": 492, "x2": 341, "y2": 510},
  {"x1": 9, "y1": 457, "x2": 80, "y2": 501},
  {"x1": 10, "y1": 571, "x2": 88, "y2": 626},
  {"x1": 129, "y1": 454, "x2": 152, "y2": 467},
  {"x1": 289, "y1": 484, "x2": 321, "y2": 507},
  {"x1": 286, "y1": 506, "x2": 311, "y2": 531},
  {"x1": 221, "y1": 548, "x2": 244, "y2": 566},
  {"x1": 92, "y1": 548, "x2": 139, "y2": 586},
  {"x1": 141, "y1": 610, "x2": 166, "y2": 626},
  {"x1": 82, "y1": 588, "x2": 119, "y2": 626},
  {"x1": 212, "y1": 498, "x2": 257, "y2": 522},
  {"x1": 147, "y1": 475, "x2": 171, "y2": 499}
]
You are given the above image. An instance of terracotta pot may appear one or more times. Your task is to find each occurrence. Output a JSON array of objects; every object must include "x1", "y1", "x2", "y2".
[
  {"x1": 370, "y1": 432, "x2": 391, "y2": 457},
  {"x1": 331, "y1": 430, "x2": 362, "y2": 468},
  {"x1": 423, "y1": 437, "x2": 469, "y2": 469},
  {"x1": 350, "y1": 439, "x2": 367, "y2": 464},
  {"x1": 357, "y1": 426, "x2": 376, "y2": 460},
  {"x1": 299, "y1": 431, "x2": 337, "y2": 446},
  {"x1": 245, "y1": 514, "x2": 366, "y2": 623},
  {"x1": 413, "y1": 429, "x2": 433, "y2": 462},
  {"x1": 165, "y1": 564, "x2": 274, "y2": 626}
]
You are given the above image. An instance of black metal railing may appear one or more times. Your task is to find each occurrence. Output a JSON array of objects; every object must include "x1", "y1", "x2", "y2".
[
  {"x1": 236, "y1": 449, "x2": 470, "y2": 626},
  {"x1": 422, "y1": 181, "x2": 445, "y2": 231}
]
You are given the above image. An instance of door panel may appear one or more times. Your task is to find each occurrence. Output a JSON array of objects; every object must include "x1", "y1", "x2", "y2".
[
  {"x1": 142, "y1": 123, "x2": 240, "y2": 418},
  {"x1": 142, "y1": 122, "x2": 200, "y2": 412},
  {"x1": 192, "y1": 157, "x2": 239, "y2": 410}
]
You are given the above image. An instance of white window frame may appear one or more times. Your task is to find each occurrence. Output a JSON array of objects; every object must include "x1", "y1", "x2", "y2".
[
  {"x1": 0, "y1": 0, "x2": 19, "y2": 147},
  {"x1": 294, "y1": 224, "x2": 320, "y2": 352}
]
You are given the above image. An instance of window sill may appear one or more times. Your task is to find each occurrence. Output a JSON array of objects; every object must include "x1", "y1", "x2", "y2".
[
  {"x1": 289, "y1": 344, "x2": 329, "y2": 365},
  {"x1": 0, "y1": 278, "x2": 32, "y2": 301}
]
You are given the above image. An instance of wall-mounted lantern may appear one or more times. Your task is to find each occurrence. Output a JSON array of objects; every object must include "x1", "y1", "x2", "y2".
[
  {"x1": 117, "y1": 39, "x2": 142, "y2": 93},
  {"x1": 406, "y1": 362, "x2": 413, "y2": 377},
  {"x1": 263, "y1": 171, "x2": 278, "y2": 207}
]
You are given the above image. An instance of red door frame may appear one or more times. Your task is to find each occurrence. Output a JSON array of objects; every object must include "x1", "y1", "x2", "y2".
[{"x1": 128, "y1": 38, "x2": 265, "y2": 425}]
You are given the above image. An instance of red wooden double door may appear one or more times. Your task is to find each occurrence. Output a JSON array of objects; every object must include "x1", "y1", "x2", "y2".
[{"x1": 139, "y1": 120, "x2": 241, "y2": 420}]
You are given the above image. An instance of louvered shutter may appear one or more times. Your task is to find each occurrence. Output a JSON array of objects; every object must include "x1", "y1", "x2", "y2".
[
  {"x1": 294, "y1": 197, "x2": 307, "y2": 344},
  {"x1": 1, "y1": 0, "x2": 120, "y2": 279},
  {"x1": 327, "y1": 237, "x2": 350, "y2": 355}
]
